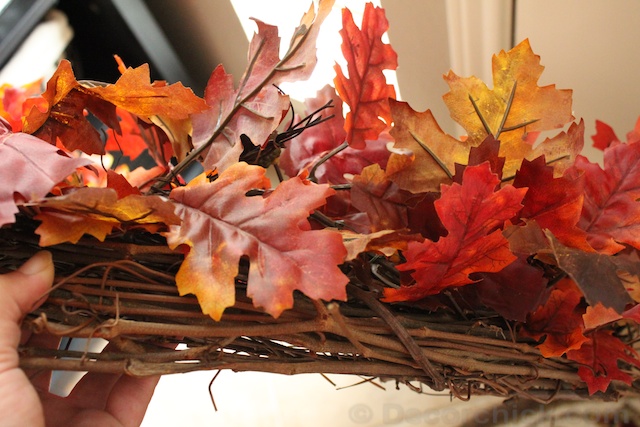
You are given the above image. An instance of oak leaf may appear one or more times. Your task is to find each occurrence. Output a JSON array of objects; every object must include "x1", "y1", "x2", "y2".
[
  {"x1": 342, "y1": 229, "x2": 423, "y2": 261},
  {"x1": 33, "y1": 187, "x2": 180, "y2": 246},
  {"x1": 383, "y1": 162, "x2": 526, "y2": 302},
  {"x1": 334, "y1": 2, "x2": 397, "y2": 149},
  {"x1": 0, "y1": 122, "x2": 92, "y2": 226},
  {"x1": 192, "y1": 0, "x2": 334, "y2": 171},
  {"x1": 166, "y1": 162, "x2": 348, "y2": 320}
]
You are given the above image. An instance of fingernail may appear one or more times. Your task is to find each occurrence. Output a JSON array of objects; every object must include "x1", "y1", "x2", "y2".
[{"x1": 19, "y1": 251, "x2": 53, "y2": 276}]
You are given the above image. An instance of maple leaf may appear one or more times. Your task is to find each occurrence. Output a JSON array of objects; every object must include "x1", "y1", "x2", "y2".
[
  {"x1": 279, "y1": 85, "x2": 390, "y2": 184},
  {"x1": 190, "y1": 0, "x2": 334, "y2": 173},
  {"x1": 521, "y1": 278, "x2": 588, "y2": 358},
  {"x1": 566, "y1": 329, "x2": 640, "y2": 395},
  {"x1": 592, "y1": 116, "x2": 640, "y2": 151},
  {"x1": 32, "y1": 187, "x2": 180, "y2": 246},
  {"x1": 442, "y1": 39, "x2": 575, "y2": 179},
  {"x1": 0, "y1": 122, "x2": 92, "y2": 226},
  {"x1": 570, "y1": 140, "x2": 640, "y2": 254},
  {"x1": 385, "y1": 100, "x2": 471, "y2": 193},
  {"x1": 22, "y1": 60, "x2": 120, "y2": 154},
  {"x1": 333, "y1": 2, "x2": 397, "y2": 149},
  {"x1": 383, "y1": 162, "x2": 526, "y2": 302},
  {"x1": 513, "y1": 156, "x2": 591, "y2": 251},
  {"x1": 350, "y1": 163, "x2": 424, "y2": 232},
  {"x1": 166, "y1": 162, "x2": 348, "y2": 320}
]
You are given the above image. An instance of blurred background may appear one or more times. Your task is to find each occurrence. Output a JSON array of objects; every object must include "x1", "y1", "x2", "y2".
[{"x1": 2, "y1": 0, "x2": 640, "y2": 425}]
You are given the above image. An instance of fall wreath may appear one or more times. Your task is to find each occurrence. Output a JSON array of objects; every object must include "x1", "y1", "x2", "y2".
[{"x1": 2, "y1": 0, "x2": 640, "y2": 403}]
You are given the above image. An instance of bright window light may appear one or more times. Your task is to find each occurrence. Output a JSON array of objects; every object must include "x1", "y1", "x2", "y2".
[{"x1": 229, "y1": 0, "x2": 401, "y2": 102}]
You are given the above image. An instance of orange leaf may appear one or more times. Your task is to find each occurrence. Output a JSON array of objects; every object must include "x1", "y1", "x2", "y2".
[
  {"x1": 166, "y1": 162, "x2": 348, "y2": 320},
  {"x1": 385, "y1": 100, "x2": 471, "y2": 193},
  {"x1": 443, "y1": 39, "x2": 575, "y2": 178},
  {"x1": 333, "y1": 3, "x2": 397, "y2": 149},
  {"x1": 22, "y1": 60, "x2": 120, "y2": 154},
  {"x1": 33, "y1": 187, "x2": 180, "y2": 246},
  {"x1": 383, "y1": 162, "x2": 526, "y2": 302}
]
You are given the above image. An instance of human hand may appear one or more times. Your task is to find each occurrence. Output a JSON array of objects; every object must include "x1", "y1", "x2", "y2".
[{"x1": 0, "y1": 252, "x2": 159, "y2": 427}]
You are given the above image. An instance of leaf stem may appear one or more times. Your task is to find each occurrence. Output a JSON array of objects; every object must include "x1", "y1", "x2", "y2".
[
  {"x1": 410, "y1": 131, "x2": 453, "y2": 180},
  {"x1": 308, "y1": 141, "x2": 349, "y2": 183},
  {"x1": 468, "y1": 94, "x2": 493, "y2": 137}
]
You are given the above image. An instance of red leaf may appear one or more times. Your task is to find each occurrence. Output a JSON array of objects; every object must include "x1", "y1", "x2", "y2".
[
  {"x1": 473, "y1": 255, "x2": 549, "y2": 322},
  {"x1": 166, "y1": 162, "x2": 348, "y2": 320},
  {"x1": 0, "y1": 123, "x2": 91, "y2": 226},
  {"x1": 350, "y1": 163, "x2": 424, "y2": 232},
  {"x1": 333, "y1": 3, "x2": 397, "y2": 149},
  {"x1": 522, "y1": 278, "x2": 588, "y2": 358},
  {"x1": 571, "y1": 140, "x2": 640, "y2": 254},
  {"x1": 592, "y1": 119, "x2": 620, "y2": 151},
  {"x1": 383, "y1": 162, "x2": 526, "y2": 302},
  {"x1": 567, "y1": 329, "x2": 640, "y2": 395},
  {"x1": 513, "y1": 156, "x2": 592, "y2": 251}
]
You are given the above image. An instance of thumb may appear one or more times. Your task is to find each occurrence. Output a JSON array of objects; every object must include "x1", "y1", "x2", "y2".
[{"x1": 0, "y1": 251, "x2": 55, "y2": 324}]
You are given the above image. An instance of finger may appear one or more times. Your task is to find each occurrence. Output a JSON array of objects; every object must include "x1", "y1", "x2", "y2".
[
  {"x1": 106, "y1": 374, "x2": 160, "y2": 427},
  {"x1": 0, "y1": 251, "x2": 55, "y2": 324},
  {"x1": 0, "y1": 251, "x2": 55, "y2": 366}
]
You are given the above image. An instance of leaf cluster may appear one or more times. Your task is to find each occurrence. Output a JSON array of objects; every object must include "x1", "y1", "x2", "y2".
[{"x1": 3, "y1": 0, "x2": 640, "y2": 396}]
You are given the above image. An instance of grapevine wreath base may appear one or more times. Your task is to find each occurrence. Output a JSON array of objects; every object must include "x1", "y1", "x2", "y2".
[{"x1": 5, "y1": 220, "x2": 638, "y2": 403}]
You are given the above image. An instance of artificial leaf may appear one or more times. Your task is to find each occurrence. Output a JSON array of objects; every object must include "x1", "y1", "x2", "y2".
[
  {"x1": 33, "y1": 187, "x2": 180, "y2": 246},
  {"x1": 545, "y1": 232, "x2": 632, "y2": 312},
  {"x1": 22, "y1": 60, "x2": 120, "y2": 154},
  {"x1": 342, "y1": 229, "x2": 423, "y2": 261},
  {"x1": 570, "y1": 140, "x2": 640, "y2": 254},
  {"x1": 106, "y1": 170, "x2": 142, "y2": 198},
  {"x1": 592, "y1": 116, "x2": 640, "y2": 151},
  {"x1": 383, "y1": 162, "x2": 526, "y2": 302},
  {"x1": 279, "y1": 85, "x2": 390, "y2": 184},
  {"x1": 0, "y1": 80, "x2": 43, "y2": 132},
  {"x1": 521, "y1": 278, "x2": 588, "y2": 358},
  {"x1": 513, "y1": 156, "x2": 591, "y2": 251},
  {"x1": 566, "y1": 329, "x2": 640, "y2": 395},
  {"x1": 385, "y1": 100, "x2": 470, "y2": 193},
  {"x1": 443, "y1": 39, "x2": 574, "y2": 178},
  {"x1": 191, "y1": 0, "x2": 334, "y2": 171},
  {"x1": 454, "y1": 135, "x2": 505, "y2": 182},
  {"x1": 166, "y1": 162, "x2": 348, "y2": 320},
  {"x1": 473, "y1": 255, "x2": 549, "y2": 322},
  {"x1": 350, "y1": 163, "x2": 424, "y2": 232},
  {"x1": 192, "y1": 69, "x2": 289, "y2": 171},
  {"x1": 0, "y1": 122, "x2": 92, "y2": 226},
  {"x1": 333, "y1": 2, "x2": 397, "y2": 148}
]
